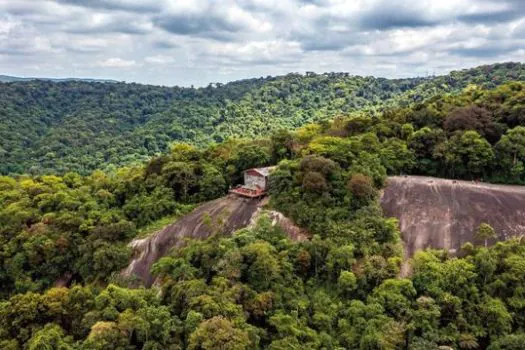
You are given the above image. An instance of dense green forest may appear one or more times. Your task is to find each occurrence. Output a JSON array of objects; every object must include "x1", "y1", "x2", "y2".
[
  {"x1": 2, "y1": 62, "x2": 525, "y2": 175},
  {"x1": 2, "y1": 78, "x2": 525, "y2": 348}
]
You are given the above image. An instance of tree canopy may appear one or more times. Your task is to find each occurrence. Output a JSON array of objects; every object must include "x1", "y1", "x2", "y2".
[
  {"x1": 2, "y1": 63, "x2": 525, "y2": 349},
  {"x1": 2, "y1": 62, "x2": 525, "y2": 175}
]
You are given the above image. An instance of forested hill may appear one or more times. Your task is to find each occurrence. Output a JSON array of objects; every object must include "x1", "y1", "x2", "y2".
[
  {"x1": 5, "y1": 80, "x2": 525, "y2": 349},
  {"x1": 0, "y1": 75, "x2": 119, "y2": 83},
  {"x1": 2, "y1": 62, "x2": 525, "y2": 175}
]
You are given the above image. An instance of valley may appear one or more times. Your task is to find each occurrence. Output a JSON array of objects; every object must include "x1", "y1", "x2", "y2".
[{"x1": 1, "y1": 62, "x2": 524, "y2": 175}]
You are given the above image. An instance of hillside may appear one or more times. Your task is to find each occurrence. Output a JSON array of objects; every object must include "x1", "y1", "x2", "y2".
[
  {"x1": 2, "y1": 62, "x2": 525, "y2": 175},
  {"x1": 123, "y1": 174, "x2": 525, "y2": 286},
  {"x1": 0, "y1": 75, "x2": 118, "y2": 83},
  {"x1": 4, "y1": 70, "x2": 525, "y2": 349},
  {"x1": 123, "y1": 195, "x2": 307, "y2": 287},
  {"x1": 0, "y1": 75, "x2": 33, "y2": 83}
]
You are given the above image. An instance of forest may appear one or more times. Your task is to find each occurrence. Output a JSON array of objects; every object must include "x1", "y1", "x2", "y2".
[
  {"x1": 1, "y1": 62, "x2": 525, "y2": 175},
  {"x1": 2, "y1": 76, "x2": 525, "y2": 349}
]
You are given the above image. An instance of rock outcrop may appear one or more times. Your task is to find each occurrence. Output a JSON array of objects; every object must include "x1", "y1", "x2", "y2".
[
  {"x1": 124, "y1": 175, "x2": 525, "y2": 285},
  {"x1": 381, "y1": 176, "x2": 525, "y2": 261},
  {"x1": 122, "y1": 195, "x2": 306, "y2": 287}
]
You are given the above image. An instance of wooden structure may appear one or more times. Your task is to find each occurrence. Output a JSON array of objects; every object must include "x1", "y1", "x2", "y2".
[{"x1": 229, "y1": 166, "x2": 276, "y2": 198}]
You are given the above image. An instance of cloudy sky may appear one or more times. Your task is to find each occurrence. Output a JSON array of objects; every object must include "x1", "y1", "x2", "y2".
[{"x1": 1, "y1": 0, "x2": 525, "y2": 86}]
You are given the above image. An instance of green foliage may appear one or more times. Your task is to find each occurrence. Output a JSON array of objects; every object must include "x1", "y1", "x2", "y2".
[
  {"x1": 188, "y1": 316, "x2": 250, "y2": 350},
  {"x1": 476, "y1": 223, "x2": 498, "y2": 247},
  {"x1": 28, "y1": 324, "x2": 73, "y2": 350},
  {"x1": 3, "y1": 63, "x2": 525, "y2": 349},
  {"x1": 0, "y1": 139, "x2": 271, "y2": 297},
  {"x1": 2, "y1": 62, "x2": 525, "y2": 175},
  {"x1": 3, "y1": 199, "x2": 525, "y2": 349},
  {"x1": 438, "y1": 130, "x2": 495, "y2": 178}
]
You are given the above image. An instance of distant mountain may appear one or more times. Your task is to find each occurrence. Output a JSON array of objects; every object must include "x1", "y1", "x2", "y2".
[
  {"x1": 1, "y1": 62, "x2": 525, "y2": 175},
  {"x1": 0, "y1": 74, "x2": 118, "y2": 83}
]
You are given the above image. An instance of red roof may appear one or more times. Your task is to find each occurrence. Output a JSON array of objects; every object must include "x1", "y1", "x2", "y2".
[{"x1": 244, "y1": 166, "x2": 276, "y2": 177}]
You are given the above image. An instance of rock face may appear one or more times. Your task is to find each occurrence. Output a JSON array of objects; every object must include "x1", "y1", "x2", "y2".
[
  {"x1": 123, "y1": 175, "x2": 525, "y2": 285},
  {"x1": 122, "y1": 195, "x2": 307, "y2": 287},
  {"x1": 381, "y1": 176, "x2": 525, "y2": 263}
]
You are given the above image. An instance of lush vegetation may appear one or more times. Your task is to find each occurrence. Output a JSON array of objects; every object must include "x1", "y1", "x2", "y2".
[
  {"x1": 3, "y1": 72, "x2": 525, "y2": 349},
  {"x1": 0, "y1": 139, "x2": 275, "y2": 297},
  {"x1": 3, "y1": 224, "x2": 525, "y2": 349},
  {"x1": 2, "y1": 62, "x2": 525, "y2": 175}
]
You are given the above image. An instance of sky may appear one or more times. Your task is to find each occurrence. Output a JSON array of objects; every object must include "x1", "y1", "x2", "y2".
[{"x1": 1, "y1": 0, "x2": 525, "y2": 87}]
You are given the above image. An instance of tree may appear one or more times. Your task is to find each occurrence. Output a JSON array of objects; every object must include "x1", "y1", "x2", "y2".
[
  {"x1": 326, "y1": 245, "x2": 355, "y2": 281},
  {"x1": 371, "y1": 279, "x2": 416, "y2": 321},
  {"x1": 197, "y1": 165, "x2": 227, "y2": 201},
  {"x1": 412, "y1": 296, "x2": 440, "y2": 342},
  {"x1": 345, "y1": 115, "x2": 373, "y2": 136},
  {"x1": 495, "y1": 126, "x2": 525, "y2": 180},
  {"x1": 338, "y1": 270, "x2": 357, "y2": 294},
  {"x1": 444, "y1": 106, "x2": 500, "y2": 143},
  {"x1": 271, "y1": 129, "x2": 295, "y2": 162},
  {"x1": 188, "y1": 317, "x2": 250, "y2": 350},
  {"x1": 488, "y1": 333, "x2": 525, "y2": 350},
  {"x1": 304, "y1": 137, "x2": 356, "y2": 168},
  {"x1": 268, "y1": 312, "x2": 319, "y2": 346},
  {"x1": 82, "y1": 321, "x2": 129, "y2": 349},
  {"x1": 458, "y1": 333, "x2": 479, "y2": 350},
  {"x1": 302, "y1": 171, "x2": 328, "y2": 194},
  {"x1": 480, "y1": 297, "x2": 512, "y2": 339},
  {"x1": 241, "y1": 241, "x2": 281, "y2": 291},
  {"x1": 347, "y1": 173, "x2": 375, "y2": 200},
  {"x1": 401, "y1": 123, "x2": 414, "y2": 140},
  {"x1": 170, "y1": 143, "x2": 201, "y2": 162},
  {"x1": 231, "y1": 144, "x2": 271, "y2": 176},
  {"x1": 360, "y1": 318, "x2": 406, "y2": 350},
  {"x1": 439, "y1": 130, "x2": 494, "y2": 178},
  {"x1": 476, "y1": 223, "x2": 497, "y2": 247},
  {"x1": 28, "y1": 324, "x2": 72, "y2": 350},
  {"x1": 299, "y1": 155, "x2": 339, "y2": 178},
  {"x1": 380, "y1": 138, "x2": 416, "y2": 174},
  {"x1": 162, "y1": 161, "x2": 196, "y2": 202},
  {"x1": 408, "y1": 127, "x2": 445, "y2": 174}
]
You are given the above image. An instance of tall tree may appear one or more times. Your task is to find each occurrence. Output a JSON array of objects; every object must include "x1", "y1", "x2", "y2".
[{"x1": 476, "y1": 223, "x2": 497, "y2": 247}]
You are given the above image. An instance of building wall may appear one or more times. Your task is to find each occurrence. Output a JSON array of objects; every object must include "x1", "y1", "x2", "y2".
[{"x1": 244, "y1": 172, "x2": 267, "y2": 190}]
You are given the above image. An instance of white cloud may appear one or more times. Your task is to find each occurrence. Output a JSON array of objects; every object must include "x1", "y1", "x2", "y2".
[
  {"x1": 0, "y1": 0, "x2": 523, "y2": 86},
  {"x1": 144, "y1": 54, "x2": 175, "y2": 64},
  {"x1": 96, "y1": 57, "x2": 137, "y2": 68},
  {"x1": 203, "y1": 40, "x2": 302, "y2": 64}
]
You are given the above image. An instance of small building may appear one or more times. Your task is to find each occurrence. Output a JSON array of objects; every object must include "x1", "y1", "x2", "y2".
[
  {"x1": 244, "y1": 166, "x2": 275, "y2": 191},
  {"x1": 230, "y1": 166, "x2": 276, "y2": 198}
]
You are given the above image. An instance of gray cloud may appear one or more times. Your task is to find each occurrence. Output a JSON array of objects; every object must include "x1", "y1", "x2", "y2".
[
  {"x1": 296, "y1": 29, "x2": 370, "y2": 52},
  {"x1": 299, "y1": 39, "x2": 348, "y2": 52},
  {"x1": 457, "y1": 10, "x2": 523, "y2": 24},
  {"x1": 450, "y1": 42, "x2": 522, "y2": 58},
  {"x1": 152, "y1": 39, "x2": 179, "y2": 49},
  {"x1": 0, "y1": 0, "x2": 524, "y2": 86},
  {"x1": 460, "y1": 0, "x2": 525, "y2": 23},
  {"x1": 512, "y1": 21, "x2": 525, "y2": 39},
  {"x1": 358, "y1": 6, "x2": 440, "y2": 30},
  {"x1": 450, "y1": 47, "x2": 512, "y2": 58},
  {"x1": 55, "y1": 0, "x2": 160, "y2": 13},
  {"x1": 64, "y1": 19, "x2": 152, "y2": 35},
  {"x1": 154, "y1": 14, "x2": 242, "y2": 40}
]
